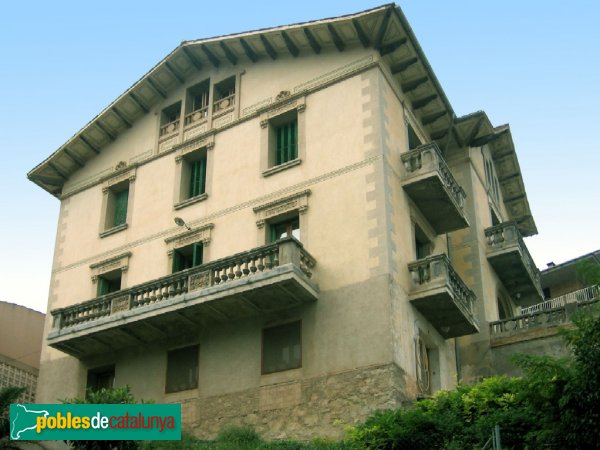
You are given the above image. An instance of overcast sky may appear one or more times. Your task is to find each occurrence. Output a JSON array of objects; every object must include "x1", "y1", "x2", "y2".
[{"x1": 1, "y1": 1, "x2": 598, "y2": 313}]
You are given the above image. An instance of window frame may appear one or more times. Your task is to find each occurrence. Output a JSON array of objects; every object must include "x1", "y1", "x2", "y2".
[
  {"x1": 261, "y1": 321, "x2": 302, "y2": 375},
  {"x1": 165, "y1": 344, "x2": 199, "y2": 394},
  {"x1": 174, "y1": 139, "x2": 213, "y2": 210},
  {"x1": 99, "y1": 167, "x2": 135, "y2": 238},
  {"x1": 260, "y1": 97, "x2": 306, "y2": 177}
]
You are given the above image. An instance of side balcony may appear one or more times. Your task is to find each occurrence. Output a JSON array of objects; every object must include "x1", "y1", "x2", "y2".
[
  {"x1": 48, "y1": 238, "x2": 317, "y2": 357},
  {"x1": 485, "y1": 222, "x2": 543, "y2": 304},
  {"x1": 401, "y1": 143, "x2": 469, "y2": 234},
  {"x1": 408, "y1": 254, "x2": 479, "y2": 339}
]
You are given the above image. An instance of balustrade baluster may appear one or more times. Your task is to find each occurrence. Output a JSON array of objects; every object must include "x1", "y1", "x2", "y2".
[
  {"x1": 228, "y1": 265, "x2": 235, "y2": 280},
  {"x1": 257, "y1": 254, "x2": 265, "y2": 272},
  {"x1": 242, "y1": 259, "x2": 250, "y2": 276},
  {"x1": 235, "y1": 261, "x2": 242, "y2": 278}
]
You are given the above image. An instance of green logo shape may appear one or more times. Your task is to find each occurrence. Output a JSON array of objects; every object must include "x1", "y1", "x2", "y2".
[{"x1": 10, "y1": 404, "x2": 181, "y2": 441}]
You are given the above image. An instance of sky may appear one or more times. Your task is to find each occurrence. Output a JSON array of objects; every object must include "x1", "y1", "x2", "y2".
[{"x1": 1, "y1": 1, "x2": 599, "y2": 313}]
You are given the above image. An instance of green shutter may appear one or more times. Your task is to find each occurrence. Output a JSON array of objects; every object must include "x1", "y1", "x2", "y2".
[
  {"x1": 98, "y1": 278, "x2": 109, "y2": 296},
  {"x1": 113, "y1": 189, "x2": 128, "y2": 226},
  {"x1": 192, "y1": 243, "x2": 203, "y2": 267},
  {"x1": 189, "y1": 158, "x2": 206, "y2": 198},
  {"x1": 172, "y1": 250, "x2": 182, "y2": 273},
  {"x1": 275, "y1": 119, "x2": 298, "y2": 165}
]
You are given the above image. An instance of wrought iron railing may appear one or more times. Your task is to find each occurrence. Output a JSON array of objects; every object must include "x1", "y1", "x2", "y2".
[
  {"x1": 519, "y1": 285, "x2": 600, "y2": 315},
  {"x1": 484, "y1": 222, "x2": 541, "y2": 289},
  {"x1": 408, "y1": 253, "x2": 477, "y2": 325},
  {"x1": 489, "y1": 297, "x2": 600, "y2": 336},
  {"x1": 401, "y1": 142, "x2": 466, "y2": 210},
  {"x1": 51, "y1": 238, "x2": 315, "y2": 331}
]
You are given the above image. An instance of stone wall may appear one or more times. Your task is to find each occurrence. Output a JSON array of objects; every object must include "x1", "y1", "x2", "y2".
[{"x1": 179, "y1": 363, "x2": 411, "y2": 440}]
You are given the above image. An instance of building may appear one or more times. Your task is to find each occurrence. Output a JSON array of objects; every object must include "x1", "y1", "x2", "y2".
[
  {"x1": 0, "y1": 301, "x2": 45, "y2": 403},
  {"x1": 29, "y1": 4, "x2": 541, "y2": 439},
  {"x1": 488, "y1": 250, "x2": 600, "y2": 377}
]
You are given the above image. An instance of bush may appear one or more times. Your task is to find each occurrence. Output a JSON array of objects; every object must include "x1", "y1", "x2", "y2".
[
  {"x1": 62, "y1": 386, "x2": 140, "y2": 450},
  {"x1": 0, "y1": 386, "x2": 26, "y2": 441}
]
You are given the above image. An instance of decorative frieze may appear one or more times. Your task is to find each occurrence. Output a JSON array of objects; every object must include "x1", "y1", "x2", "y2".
[
  {"x1": 165, "y1": 223, "x2": 214, "y2": 253},
  {"x1": 253, "y1": 190, "x2": 310, "y2": 229},
  {"x1": 188, "y1": 271, "x2": 211, "y2": 292},
  {"x1": 90, "y1": 252, "x2": 132, "y2": 282},
  {"x1": 101, "y1": 167, "x2": 136, "y2": 193},
  {"x1": 110, "y1": 295, "x2": 131, "y2": 314}
]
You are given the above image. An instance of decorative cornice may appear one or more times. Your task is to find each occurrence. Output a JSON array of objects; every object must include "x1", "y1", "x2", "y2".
[{"x1": 254, "y1": 189, "x2": 311, "y2": 228}]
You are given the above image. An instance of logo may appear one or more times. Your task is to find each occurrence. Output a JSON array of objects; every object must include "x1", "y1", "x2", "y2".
[{"x1": 10, "y1": 404, "x2": 181, "y2": 441}]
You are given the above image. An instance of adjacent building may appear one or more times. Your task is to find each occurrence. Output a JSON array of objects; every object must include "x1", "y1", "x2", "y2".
[
  {"x1": 0, "y1": 301, "x2": 45, "y2": 403},
  {"x1": 29, "y1": 4, "x2": 541, "y2": 439},
  {"x1": 489, "y1": 250, "x2": 600, "y2": 376}
]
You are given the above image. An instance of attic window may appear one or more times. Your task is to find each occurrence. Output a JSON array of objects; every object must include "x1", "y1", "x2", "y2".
[
  {"x1": 213, "y1": 77, "x2": 235, "y2": 115},
  {"x1": 160, "y1": 101, "x2": 182, "y2": 137},
  {"x1": 185, "y1": 80, "x2": 209, "y2": 127}
]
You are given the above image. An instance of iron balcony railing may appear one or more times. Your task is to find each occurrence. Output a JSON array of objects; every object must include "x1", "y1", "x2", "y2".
[
  {"x1": 401, "y1": 142, "x2": 467, "y2": 212},
  {"x1": 519, "y1": 285, "x2": 599, "y2": 315}
]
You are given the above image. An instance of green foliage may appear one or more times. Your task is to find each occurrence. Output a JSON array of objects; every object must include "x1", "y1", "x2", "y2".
[
  {"x1": 0, "y1": 386, "x2": 26, "y2": 439},
  {"x1": 349, "y1": 310, "x2": 600, "y2": 449},
  {"x1": 576, "y1": 259, "x2": 600, "y2": 286},
  {"x1": 62, "y1": 386, "x2": 140, "y2": 450},
  {"x1": 216, "y1": 425, "x2": 262, "y2": 446}
]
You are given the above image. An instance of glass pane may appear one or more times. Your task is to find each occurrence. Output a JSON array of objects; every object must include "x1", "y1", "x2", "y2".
[
  {"x1": 166, "y1": 345, "x2": 199, "y2": 393},
  {"x1": 262, "y1": 322, "x2": 301, "y2": 374}
]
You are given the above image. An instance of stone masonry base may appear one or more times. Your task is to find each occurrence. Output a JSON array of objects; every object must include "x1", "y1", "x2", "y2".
[{"x1": 182, "y1": 363, "x2": 412, "y2": 440}]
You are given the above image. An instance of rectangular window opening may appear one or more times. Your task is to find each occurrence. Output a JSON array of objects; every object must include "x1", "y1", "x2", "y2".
[
  {"x1": 213, "y1": 77, "x2": 235, "y2": 114},
  {"x1": 166, "y1": 345, "x2": 199, "y2": 393},
  {"x1": 262, "y1": 322, "x2": 301, "y2": 374},
  {"x1": 172, "y1": 242, "x2": 203, "y2": 273},
  {"x1": 269, "y1": 216, "x2": 300, "y2": 242},
  {"x1": 185, "y1": 80, "x2": 210, "y2": 126},
  {"x1": 414, "y1": 224, "x2": 432, "y2": 260},
  {"x1": 97, "y1": 269, "x2": 122, "y2": 296},
  {"x1": 160, "y1": 101, "x2": 182, "y2": 136},
  {"x1": 87, "y1": 365, "x2": 115, "y2": 392},
  {"x1": 104, "y1": 183, "x2": 129, "y2": 230}
]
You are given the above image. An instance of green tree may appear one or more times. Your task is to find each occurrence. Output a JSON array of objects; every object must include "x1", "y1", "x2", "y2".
[
  {"x1": 0, "y1": 386, "x2": 26, "y2": 441},
  {"x1": 62, "y1": 386, "x2": 140, "y2": 450}
]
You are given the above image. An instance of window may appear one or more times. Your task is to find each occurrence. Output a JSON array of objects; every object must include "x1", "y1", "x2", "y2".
[
  {"x1": 407, "y1": 122, "x2": 422, "y2": 150},
  {"x1": 262, "y1": 322, "x2": 301, "y2": 374},
  {"x1": 184, "y1": 80, "x2": 209, "y2": 127},
  {"x1": 490, "y1": 208, "x2": 500, "y2": 226},
  {"x1": 97, "y1": 269, "x2": 122, "y2": 296},
  {"x1": 213, "y1": 76, "x2": 235, "y2": 114},
  {"x1": 104, "y1": 182, "x2": 129, "y2": 230},
  {"x1": 269, "y1": 216, "x2": 300, "y2": 242},
  {"x1": 268, "y1": 110, "x2": 298, "y2": 168},
  {"x1": 414, "y1": 224, "x2": 432, "y2": 260},
  {"x1": 275, "y1": 119, "x2": 298, "y2": 165},
  {"x1": 172, "y1": 242, "x2": 203, "y2": 273},
  {"x1": 87, "y1": 365, "x2": 115, "y2": 392},
  {"x1": 175, "y1": 146, "x2": 210, "y2": 208},
  {"x1": 160, "y1": 101, "x2": 182, "y2": 137},
  {"x1": 166, "y1": 345, "x2": 199, "y2": 393}
]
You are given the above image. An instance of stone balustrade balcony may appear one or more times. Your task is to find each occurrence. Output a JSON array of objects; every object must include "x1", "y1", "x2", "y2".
[
  {"x1": 407, "y1": 254, "x2": 479, "y2": 338},
  {"x1": 48, "y1": 238, "x2": 317, "y2": 357},
  {"x1": 401, "y1": 143, "x2": 469, "y2": 234},
  {"x1": 484, "y1": 222, "x2": 543, "y2": 304}
]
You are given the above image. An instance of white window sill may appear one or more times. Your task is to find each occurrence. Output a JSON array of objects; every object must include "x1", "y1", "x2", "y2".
[
  {"x1": 99, "y1": 223, "x2": 128, "y2": 238},
  {"x1": 174, "y1": 193, "x2": 208, "y2": 210},
  {"x1": 262, "y1": 159, "x2": 301, "y2": 177}
]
